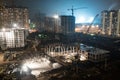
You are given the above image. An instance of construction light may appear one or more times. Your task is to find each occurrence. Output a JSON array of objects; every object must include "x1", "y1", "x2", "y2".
[
  {"x1": 13, "y1": 23, "x2": 18, "y2": 28},
  {"x1": 2, "y1": 28, "x2": 5, "y2": 32},
  {"x1": 22, "y1": 64, "x2": 29, "y2": 72},
  {"x1": 54, "y1": 14, "x2": 59, "y2": 19},
  {"x1": 80, "y1": 55, "x2": 87, "y2": 61}
]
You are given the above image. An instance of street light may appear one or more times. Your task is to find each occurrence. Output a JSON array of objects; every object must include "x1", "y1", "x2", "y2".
[{"x1": 2, "y1": 28, "x2": 5, "y2": 32}]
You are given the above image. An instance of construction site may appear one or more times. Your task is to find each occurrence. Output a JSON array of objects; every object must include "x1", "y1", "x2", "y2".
[{"x1": 0, "y1": 0, "x2": 120, "y2": 80}]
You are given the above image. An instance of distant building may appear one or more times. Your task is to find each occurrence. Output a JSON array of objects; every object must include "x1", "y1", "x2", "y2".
[
  {"x1": 33, "y1": 15, "x2": 75, "y2": 33},
  {"x1": 80, "y1": 44, "x2": 109, "y2": 62},
  {"x1": 33, "y1": 14, "x2": 61, "y2": 33},
  {"x1": 33, "y1": 13, "x2": 46, "y2": 32},
  {"x1": 60, "y1": 16, "x2": 75, "y2": 34},
  {"x1": 0, "y1": 6, "x2": 29, "y2": 29},
  {"x1": 101, "y1": 10, "x2": 120, "y2": 37},
  {"x1": 44, "y1": 17, "x2": 55, "y2": 32}
]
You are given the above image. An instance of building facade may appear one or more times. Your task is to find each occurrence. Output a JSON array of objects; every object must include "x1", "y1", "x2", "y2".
[
  {"x1": 32, "y1": 15, "x2": 75, "y2": 33},
  {"x1": 0, "y1": 29, "x2": 28, "y2": 49},
  {"x1": 80, "y1": 44, "x2": 109, "y2": 62},
  {"x1": 60, "y1": 16, "x2": 75, "y2": 34},
  {"x1": 0, "y1": 6, "x2": 29, "y2": 29},
  {"x1": 101, "y1": 10, "x2": 120, "y2": 37},
  {"x1": 0, "y1": 5, "x2": 29, "y2": 49}
]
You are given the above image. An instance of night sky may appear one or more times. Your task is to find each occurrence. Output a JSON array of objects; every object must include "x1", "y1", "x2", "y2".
[{"x1": 15, "y1": 0, "x2": 120, "y2": 23}]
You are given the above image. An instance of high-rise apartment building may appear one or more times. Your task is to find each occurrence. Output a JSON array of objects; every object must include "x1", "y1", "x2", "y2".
[
  {"x1": 44, "y1": 17, "x2": 55, "y2": 32},
  {"x1": 60, "y1": 16, "x2": 75, "y2": 34},
  {"x1": 101, "y1": 10, "x2": 120, "y2": 37},
  {"x1": 0, "y1": 5, "x2": 29, "y2": 49},
  {"x1": 0, "y1": 6, "x2": 29, "y2": 29},
  {"x1": 45, "y1": 16, "x2": 61, "y2": 33}
]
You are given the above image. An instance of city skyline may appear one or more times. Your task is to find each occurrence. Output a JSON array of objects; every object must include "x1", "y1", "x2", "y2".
[{"x1": 14, "y1": 0, "x2": 120, "y2": 23}]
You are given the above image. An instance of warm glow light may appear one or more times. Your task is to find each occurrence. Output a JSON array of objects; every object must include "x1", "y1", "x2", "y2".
[
  {"x1": 80, "y1": 55, "x2": 87, "y2": 61},
  {"x1": 75, "y1": 27, "x2": 80, "y2": 32},
  {"x1": 91, "y1": 25, "x2": 95, "y2": 28}
]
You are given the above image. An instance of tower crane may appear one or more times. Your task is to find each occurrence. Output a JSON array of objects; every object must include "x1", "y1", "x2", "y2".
[
  {"x1": 68, "y1": 6, "x2": 87, "y2": 16},
  {"x1": 86, "y1": 14, "x2": 99, "y2": 33}
]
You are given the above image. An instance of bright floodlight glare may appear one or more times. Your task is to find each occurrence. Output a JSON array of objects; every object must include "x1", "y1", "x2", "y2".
[
  {"x1": 22, "y1": 65, "x2": 28, "y2": 72},
  {"x1": 2, "y1": 28, "x2": 5, "y2": 32},
  {"x1": 22, "y1": 58, "x2": 51, "y2": 69},
  {"x1": 90, "y1": 33, "x2": 95, "y2": 36},
  {"x1": 13, "y1": 23, "x2": 17, "y2": 27},
  {"x1": 22, "y1": 58, "x2": 53, "y2": 76},
  {"x1": 80, "y1": 55, "x2": 87, "y2": 61},
  {"x1": 77, "y1": 16, "x2": 85, "y2": 23},
  {"x1": 54, "y1": 15, "x2": 59, "y2": 19}
]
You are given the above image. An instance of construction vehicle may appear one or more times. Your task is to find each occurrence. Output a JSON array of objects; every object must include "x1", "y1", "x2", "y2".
[{"x1": 86, "y1": 14, "x2": 99, "y2": 33}]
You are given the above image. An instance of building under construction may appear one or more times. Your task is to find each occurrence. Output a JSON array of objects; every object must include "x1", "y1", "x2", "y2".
[
  {"x1": 0, "y1": 0, "x2": 29, "y2": 49},
  {"x1": 0, "y1": 29, "x2": 28, "y2": 49}
]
